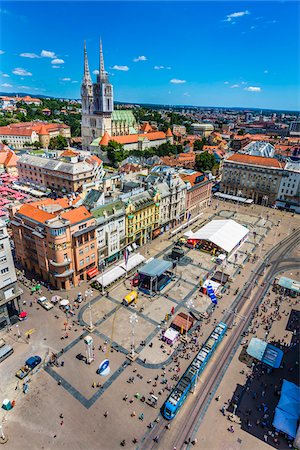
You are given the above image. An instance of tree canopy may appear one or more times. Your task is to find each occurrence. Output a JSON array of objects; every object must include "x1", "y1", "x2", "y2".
[{"x1": 195, "y1": 151, "x2": 217, "y2": 172}]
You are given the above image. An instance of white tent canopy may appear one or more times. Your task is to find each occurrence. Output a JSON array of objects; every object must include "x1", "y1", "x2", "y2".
[
  {"x1": 119, "y1": 253, "x2": 146, "y2": 272},
  {"x1": 184, "y1": 219, "x2": 249, "y2": 253},
  {"x1": 96, "y1": 266, "x2": 125, "y2": 288}
]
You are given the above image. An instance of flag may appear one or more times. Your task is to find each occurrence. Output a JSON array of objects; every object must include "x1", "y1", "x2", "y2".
[
  {"x1": 124, "y1": 248, "x2": 129, "y2": 268},
  {"x1": 187, "y1": 211, "x2": 192, "y2": 224},
  {"x1": 207, "y1": 283, "x2": 218, "y2": 305}
]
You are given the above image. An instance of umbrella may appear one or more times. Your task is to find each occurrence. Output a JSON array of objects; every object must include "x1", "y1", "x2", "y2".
[
  {"x1": 51, "y1": 295, "x2": 61, "y2": 303},
  {"x1": 60, "y1": 299, "x2": 70, "y2": 307},
  {"x1": 19, "y1": 311, "x2": 27, "y2": 318}
]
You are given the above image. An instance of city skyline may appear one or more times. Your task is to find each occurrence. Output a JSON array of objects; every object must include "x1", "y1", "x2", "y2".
[{"x1": 0, "y1": 1, "x2": 299, "y2": 110}]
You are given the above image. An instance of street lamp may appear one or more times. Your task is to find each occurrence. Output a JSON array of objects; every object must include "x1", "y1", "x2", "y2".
[
  {"x1": 185, "y1": 298, "x2": 194, "y2": 339},
  {"x1": 129, "y1": 313, "x2": 138, "y2": 359},
  {"x1": 85, "y1": 288, "x2": 94, "y2": 332},
  {"x1": 236, "y1": 190, "x2": 243, "y2": 214}
]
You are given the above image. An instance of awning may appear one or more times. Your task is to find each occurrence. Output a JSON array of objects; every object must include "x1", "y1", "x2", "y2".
[
  {"x1": 96, "y1": 266, "x2": 125, "y2": 288},
  {"x1": 87, "y1": 267, "x2": 98, "y2": 278},
  {"x1": 132, "y1": 243, "x2": 138, "y2": 250},
  {"x1": 127, "y1": 245, "x2": 133, "y2": 252},
  {"x1": 119, "y1": 253, "x2": 145, "y2": 272}
]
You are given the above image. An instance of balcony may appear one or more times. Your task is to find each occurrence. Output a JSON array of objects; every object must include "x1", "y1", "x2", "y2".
[
  {"x1": 49, "y1": 258, "x2": 71, "y2": 267},
  {"x1": 53, "y1": 269, "x2": 74, "y2": 278}
]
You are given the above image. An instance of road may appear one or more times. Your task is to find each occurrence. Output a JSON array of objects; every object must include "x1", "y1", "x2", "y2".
[{"x1": 139, "y1": 228, "x2": 300, "y2": 450}]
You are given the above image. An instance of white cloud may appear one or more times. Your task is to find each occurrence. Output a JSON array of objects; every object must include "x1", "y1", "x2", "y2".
[
  {"x1": 2, "y1": 73, "x2": 9, "y2": 77},
  {"x1": 51, "y1": 58, "x2": 64, "y2": 65},
  {"x1": 133, "y1": 55, "x2": 147, "y2": 62},
  {"x1": 19, "y1": 85, "x2": 29, "y2": 89},
  {"x1": 245, "y1": 86, "x2": 261, "y2": 92},
  {"x1": 20, "y1": 52, "x2": 40, "y2": 58},
  {"x1": 170, "y1": 78, "x2": 186, "y2": 84},
  {"x1": 241, "y1": 81, "x2": 247, "y2": 85},
  {"x1": 250, "y1": 26, "x2": 256, "y2": 30},
  {"x1": 71, "y1": 80, "x2": 78, "y2": 84},
  {"x1": 93, "y1": 69, "x2": 99, "y2": 75},
  {"x1": 61, "y1": 77, "x2": 71, "y2": 81},
  {"x1": 52, "y1": 66, "x2": 60, "y2": 69},
  {"x1": 112, "y1": 65, "x2": 129, "y2": 71},
  {"x1": 224, "y1": 81, "x2": 229, "y2": 84},
  {"x1": 1, "y1": 83, "x2": 12, "y2": 88},
  {"x1": 225, "y1": 10, "x2": 250, "y2": 22},
  {"x1": 183, "y1": 92, "x2": 190, "y2": 97},
  {"x1": 230, "y1": 84, "x2": 240, "y2": 88},
  {"x1": 154, "y1": 65, "x2": 164, "y2": 70},
  {"x1": 12, "y1": 67, "x2": 32, "y2": 76},
  {"x1": 166, "y1": 67, "x2": 172, "y2": 70},
  {"x1": 264, "y1": 70, "x2": 268, "y2": 74},
  {"x1": 41, "y1": 50, "x2": 56, "y2": 58},
  {"x1": 0, "y1": 50, "x2": 5, "y2": 55}
]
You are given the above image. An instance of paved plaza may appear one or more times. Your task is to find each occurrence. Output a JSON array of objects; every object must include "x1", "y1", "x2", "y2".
[{"x1": 0, "y1": 201, "x2": 299, "y2": 449}]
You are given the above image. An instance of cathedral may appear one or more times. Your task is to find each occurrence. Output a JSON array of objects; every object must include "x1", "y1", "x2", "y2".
[{"x1": 81, "y1": 41, "x2": 137, "y2": 150}]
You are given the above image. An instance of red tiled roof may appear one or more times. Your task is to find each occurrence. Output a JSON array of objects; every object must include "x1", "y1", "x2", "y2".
[
  {"x1": 166, "y1": 128, "x2": 173, "y2": 137},
  {"x1": 0, "y1": 127, "x2": 33, "y2": 136},
  {"x1": 100, "y1": 131, "x2": 111, "y2": 146},
  {"x1": 179, "y1": 171, "x2": 207, "y2": 187},
  {"x1": 61, "y1": 205, "x2": 92, "y2": 225},
  {"x1": 17, "y1": 204, "x2": 54, "y2": 224},
  {"x1": 141, "y1": 122, "x2": 152, "y2": 133},
  {"x1": 60, "y1": 149, "x2": 79, "y2": 157},
  {"x1": 227, "y1": 154, "x2": 283, "y2": 168},
  {"x1": 109, "y1": 131, "x2": 166, "y2": 145}
]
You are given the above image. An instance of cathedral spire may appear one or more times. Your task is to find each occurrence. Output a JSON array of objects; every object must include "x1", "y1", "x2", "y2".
[
  {"x1": 83, "y1": 40, "x2": 92, "y2": 84},
  {"x1": 99, "y1": 38, "x2": 106, "y2": 81}
]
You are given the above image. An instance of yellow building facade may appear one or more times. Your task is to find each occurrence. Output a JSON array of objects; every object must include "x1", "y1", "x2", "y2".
[{"x1": 125, "y1": 191, "x2": 161, "y2": 246}]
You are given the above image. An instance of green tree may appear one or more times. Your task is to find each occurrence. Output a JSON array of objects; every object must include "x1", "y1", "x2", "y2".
[
  {"x1": 237, "y1": 129, "x2": 245, "y2": 135},
  {"x1": 33, "y1": 141, "x2": 42, "y2": 149},
  {"x1": 23, "y1": 141, "x2": 32, "y2": 147},
  {"x1": 106, "y1": 140, "x2": 128, "y2": 166},
  {"x1": 195, "y1": 151, "x2": 217, "y2": 172},
  {"x1": 1, "y1": 139, "x2": 8, "y2": 145},
  {"x1": 193, "y1": 138, "x2": 207, "y2": 151},
  {"x1": 48, "y1": 135, "x2": 68, "y2": 150}
]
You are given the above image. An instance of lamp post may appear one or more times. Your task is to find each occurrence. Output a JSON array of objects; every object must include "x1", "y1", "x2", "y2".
[
  {"x1": 236, "y1": 190, "x2": 243, "y2": 214},
  {"x1": 129, "y1": 313, "x2": 138, "y2": 360},
  {"x1": 85, "y1": 288, "x2": 94, "y2": 332},
  {"x1": 262, "y1": 195, "x2": 268, "y2": 223},
  {"x1": 185, "y1": 298, "x2": 194, "y2": 340}
]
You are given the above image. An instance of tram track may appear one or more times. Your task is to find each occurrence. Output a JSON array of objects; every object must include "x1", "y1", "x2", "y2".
[{"x1": 139, "y1": 229, "x2": 300, "y2": 450}]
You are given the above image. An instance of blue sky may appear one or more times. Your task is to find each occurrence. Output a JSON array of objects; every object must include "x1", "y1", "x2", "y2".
[{"x1": 0, "y1": 1, "x2": 299, "y2": 110}]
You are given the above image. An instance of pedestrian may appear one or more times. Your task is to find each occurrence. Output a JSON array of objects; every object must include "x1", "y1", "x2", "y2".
[
  {"x1": 60, "y1": 420, "x2": 64, "y2": 426},
  {"x1": 104, "y1": 411, "x2": 108, "y2": 418},
  {"x1": 120, "y1": 439, "x2": 126, "y2": 446},
  {"x1": 59, "y1": 413, "x2": 64, "y2": 419},
  {"x1": 154, "y1": 436, "x2": 159, "y2": 443}
]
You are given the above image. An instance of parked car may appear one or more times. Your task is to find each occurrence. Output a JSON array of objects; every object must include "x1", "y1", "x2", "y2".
[
  {"x1": 37, "y1": 296, "x2": 54, "y2": 311},
  {"x1": 16, "y1": 355, "x2": 42, "y2": 379}
]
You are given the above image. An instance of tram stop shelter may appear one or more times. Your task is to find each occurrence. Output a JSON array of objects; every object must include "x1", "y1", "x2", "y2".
[
  {"x1": 246, "y1": 337, "x2": 283, "y2": 368},
  {"x1": 138, "y1": 258, "x2": 173, "y2": 295}
]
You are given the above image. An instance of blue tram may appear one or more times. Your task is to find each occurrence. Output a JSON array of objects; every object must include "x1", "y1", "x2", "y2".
[{"x1": 162, "y1": 322, "x2": 227, "y2": 420}]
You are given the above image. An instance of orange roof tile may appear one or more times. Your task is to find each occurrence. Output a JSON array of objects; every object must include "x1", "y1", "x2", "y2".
[
  {"x1": 166, "y1": 128, "x2": 173, "y2": 137},
  {"x1": 180, "y1": 171, "x2": 206, "y2": 187},
  {"x1": 141, "y1": 122, "x2": 152, "y2": 133},
  {"x1": 39, "y1": 124, "x2": 49, "y2": 135},
  {"x1": 17, "y1": 204, "x2": 54, "y2": 224},
  {"x1": 60, "y1": 149, "x2": 79, "y2": 157},
  {"x1": 61, "y1": 205, "x2": 92, "y2": 225},
  {"x1": 227, "y1": 154, "x2": 283, "y2": 168},
  {"x1": 110, "y1": 131, "x2": 166, "y2": 145},
  {"x1": 100, "y1": 131, "x2": 111, "y2": 146},
  {"x1": 87, "y1": 155, "x2": 103, "y2": 165}
]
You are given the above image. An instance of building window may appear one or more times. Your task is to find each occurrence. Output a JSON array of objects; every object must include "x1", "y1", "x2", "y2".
[
  {"x1": 1, "y1": 267, "x2": 9, "y2": 274},
  {"x1": 0, "y1": 255, "x2": 7, "y2": 263},
  {"x1": 79, "y1": 224, "x2": 87, "y2": 230},
  {"x1": 91, "y1": 253, "x2": 95, "y2": 260},
  {"x1": 86, "y1": 256, "x2": 90, "y2": 263},
  {"x1": 79, "y1": 259, "x2": 84, "y2": 266},
  {"x1": 50, "y1": 227, "x2": 66, "y2": 237},
  {"x1": 85, "y1": 246, "x2": 89, "y2": 253}
]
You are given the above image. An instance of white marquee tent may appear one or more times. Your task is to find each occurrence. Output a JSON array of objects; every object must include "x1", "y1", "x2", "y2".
[{"x1": 184, "y1": 219, "x2": 249, "y2": 254}]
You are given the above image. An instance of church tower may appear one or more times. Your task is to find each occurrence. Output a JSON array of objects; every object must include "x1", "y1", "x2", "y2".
[{"x1": 81, "y1": 40, "x2": 113, "y2": 150}]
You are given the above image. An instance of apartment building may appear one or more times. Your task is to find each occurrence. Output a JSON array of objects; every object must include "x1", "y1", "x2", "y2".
[
  {"x1": 179, "y1": 170, "x2": 213, "y2": 217},
  {"x1": 10, "y1": 198, "x2": 98, "y2": 290},
  {"x1": 125, "y1": 190, "x2": 161, "y2": 246},
  {"x1": 221, "y1": 154, "x2": 284, "y2": 205},
  {"x1": 0, "y1": 220, "x2": 23, "y2": 329},
  {"x1": 277, "y1": 161, "x2": 300, "y2": 208},
  {"x1": 17, "y1": 151, "x2": 104, "y2": 195},
  {"x1": 91, "y1": 200, "x2": 126, "y2": 266}
]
